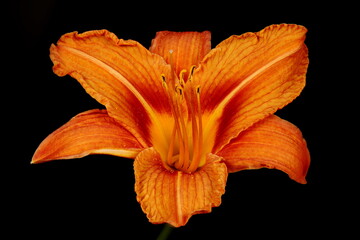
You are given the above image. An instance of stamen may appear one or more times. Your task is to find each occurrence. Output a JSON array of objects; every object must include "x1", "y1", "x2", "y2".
[
  {"x1": 196, "y1": 86, "x2": 203, "y2": 164},
  {"x1": 162, "y1": 75, "x2": 180, "y2": 168},
  {"x1": 187, "y1": 86, "x2": 203, "y2": 173},
  {"x1": 179, "y1": 69, "x2": 186, "y2": 87},
  {"x1": 161, "y1": 74, "x2": 167, "y2": 87},
  {"x1": 188, "y1": 65, "x2": 197, "y2": 82},
  {"x1": 175, "y1": 85, "x2": 184, "y2": 101},
  {"x1": 161, "y1": 53, "x2": 204, "y2": 173},
  {"x1": 186, "y1": 75, "x2": 199, "y2": 170},
  {"x1": 174, "y1": 88, "x2": 190, "y2": 170}
]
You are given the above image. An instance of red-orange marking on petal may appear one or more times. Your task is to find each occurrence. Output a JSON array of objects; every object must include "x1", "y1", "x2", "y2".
[
  {"x1": 195, "y1": 24, "x2": 308, "y2": 153},
  {"x1": 50, "y1": 30, "x2": 172, "y2": 147}
]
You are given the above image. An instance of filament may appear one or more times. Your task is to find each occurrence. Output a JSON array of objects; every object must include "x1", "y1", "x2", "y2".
[{"x1": 161, "y1": 53, "x2": 204, "y2": 173}]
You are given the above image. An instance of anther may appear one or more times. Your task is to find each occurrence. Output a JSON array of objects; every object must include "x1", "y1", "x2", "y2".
[
  {"x1": 161, "y1": 74, "x2": 167, "y2": 83},
  {"x1": 179, "y1": 70, "x2": 186, "y2": 87}
]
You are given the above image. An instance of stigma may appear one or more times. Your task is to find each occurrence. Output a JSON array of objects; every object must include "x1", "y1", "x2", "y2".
[{"x1": 160, "y1": 52, "x2": 204, "y2": 173}]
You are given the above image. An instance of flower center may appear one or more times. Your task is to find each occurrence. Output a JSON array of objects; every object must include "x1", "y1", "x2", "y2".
[{"x1": 160, "y1": 51, "x2": 204, "y2": 173}]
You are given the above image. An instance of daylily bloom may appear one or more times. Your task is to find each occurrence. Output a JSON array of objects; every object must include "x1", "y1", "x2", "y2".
[{"x1": 32, "y1": 24, "x2": 310, "y2": 227}]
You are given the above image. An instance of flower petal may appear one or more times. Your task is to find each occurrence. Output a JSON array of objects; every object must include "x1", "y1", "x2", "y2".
[
  {"x1": 194, "y1": 24, "x2": 309, "y2": 152},
  {"x1": 134, "y1": 147, "x2": 227, "y2": 227},
  {"x1": 217, "y1": 115, "x2": 310, "y2": 184},
  {"x1": 149, "y1": 31, "x2": 211, "y2": 78},
  {"x1": 32, "y1": 109, "x2": 143, "y2": 164},
  {"x1": 50, "y1": 30, "x2": 172, "y2": 147}
]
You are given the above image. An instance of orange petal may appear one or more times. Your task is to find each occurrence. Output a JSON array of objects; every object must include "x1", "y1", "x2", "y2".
[
  {"x1": 217, "y1": 115, "x2": 310, "y2": 184},
  {"x1": 149, "y1": 31, "x2": 211, "y2": 78},
  {"x1": 134, "y1": 147, "x2": 227, "y2": 227},
  {"x1": 195, "y1": 24, "x2": 309, "y2": 152},
  {"x1": 50, "y1": 30, "x2": 172, "y2": 147},
  {"x1": 32, "y1": 109, "x2": 143, "y2": 164}
]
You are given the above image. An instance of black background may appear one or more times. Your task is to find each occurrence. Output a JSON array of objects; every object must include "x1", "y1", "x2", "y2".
[{"x1": 6, "y1": 1, "x2": 355, "y2": 239}]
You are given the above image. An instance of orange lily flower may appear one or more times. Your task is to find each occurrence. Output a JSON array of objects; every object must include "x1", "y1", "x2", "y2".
[{"x1": 32, "y1": 24, "x2": 310, "y2": 227}]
